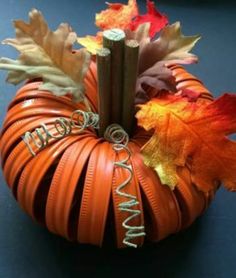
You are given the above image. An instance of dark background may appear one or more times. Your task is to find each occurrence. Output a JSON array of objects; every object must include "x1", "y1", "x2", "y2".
[{"x1": 0, "y1": 0, "x2": 236, "y2": 277}]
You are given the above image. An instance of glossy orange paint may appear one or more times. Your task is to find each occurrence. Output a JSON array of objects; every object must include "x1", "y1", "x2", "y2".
[{"x1": 0, "y1": 64, "x2": 215, "y2": 248}]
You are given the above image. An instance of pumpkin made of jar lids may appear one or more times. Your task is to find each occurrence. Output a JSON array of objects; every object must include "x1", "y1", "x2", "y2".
[{"x1": 1, "y1": 1, "x2": 236, "y2": 249}]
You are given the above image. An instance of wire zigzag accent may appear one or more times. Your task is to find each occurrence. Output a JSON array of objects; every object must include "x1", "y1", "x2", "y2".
[
  {"x1": 22, "y1": 110, "x2": 99, "y2": 156},
  {"x1": 104, "y1": 124, "x2": 146, "y2": 248}
]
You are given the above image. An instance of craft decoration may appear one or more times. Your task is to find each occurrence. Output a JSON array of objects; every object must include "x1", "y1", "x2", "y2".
[{"x1": 0, "y1": 0, "x2": 236, "y2": 249}]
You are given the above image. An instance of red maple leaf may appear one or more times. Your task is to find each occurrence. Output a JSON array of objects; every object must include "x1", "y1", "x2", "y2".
[{"x1": 130, "y1": 0, "x2": 168, "y2": 38}]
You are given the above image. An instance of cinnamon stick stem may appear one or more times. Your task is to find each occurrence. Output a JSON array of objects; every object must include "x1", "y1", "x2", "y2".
[
  {"x1": 122, "y1": 40, "x2": 139, "y2": 135},
  {"x1": 103, "y1": 29, "x2": 125, "y2": 125},
  {"x1": 96, "y1": 47, "x2": 111, "y2": 137}
]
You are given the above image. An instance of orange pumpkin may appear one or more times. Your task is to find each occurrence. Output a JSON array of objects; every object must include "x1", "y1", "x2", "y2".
[{"x1": 0, "y1": 62, "x2": 215, "y2": 248}]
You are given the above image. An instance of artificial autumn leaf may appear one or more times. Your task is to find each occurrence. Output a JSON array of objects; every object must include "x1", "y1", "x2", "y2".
[
  {"x1": 0, "y1": 9, "x2": 91, "y2": 102},
  {"x1": 138, "y1": 22, "x2": 200, "y2": 74},
  {"x1": 78, "y1": 0, "x2": 140, "y2": 54},
  {"x1": 136, "y1": 93, "x2": 236, "y2": 192},
  {"x1": 77, "y1": 32, "x2": 103, "y2": 55},
  {"x1": 126, "y1": 22, "x2": 176, "y2": 100},
  {"x1": 135, "y1": 22, "x2": 200, "y2": 101},
  {"x1": 95, "y1": 0, "x2": 138, "y2": 30},
  {"x1": 135, "y1": 61, "x2": 176, "y2": 104},
  {"x1": 130, "y1": 0, "x2": 168, "y2": 38}
]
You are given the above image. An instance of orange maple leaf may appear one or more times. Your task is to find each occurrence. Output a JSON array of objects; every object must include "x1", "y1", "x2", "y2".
[
  {"x1": 78, "y1": 1, "x2": 139, "y2": 54},
  {"x1": 95, "y1": 0, "x2": 138, "y2": 30},
  {"x1": 136, "y1": 93, "x2": 236, "y2": 192}
]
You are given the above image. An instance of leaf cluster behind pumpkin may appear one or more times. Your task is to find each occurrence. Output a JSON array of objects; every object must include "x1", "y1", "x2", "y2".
[{"x1": 78, "y1": 1, "x2": 200, "y2": 105}]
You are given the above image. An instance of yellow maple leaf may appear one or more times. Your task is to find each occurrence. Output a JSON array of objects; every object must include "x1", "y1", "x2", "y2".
[{"x1": 77, "y1": 32, "x2": 103, "y2": 55}]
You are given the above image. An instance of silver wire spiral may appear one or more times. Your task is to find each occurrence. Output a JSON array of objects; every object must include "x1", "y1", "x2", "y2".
[
  {"x1": 104, "y1": 124, "x2": 146, "y2": 248},
  {"x1": 22, "y1": 110, "x2": 99, "y2": 156}
]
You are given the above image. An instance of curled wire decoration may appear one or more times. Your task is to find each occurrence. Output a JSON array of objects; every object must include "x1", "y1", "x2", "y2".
[
  {"x1": 104, "y1": 124, "x2": 146, "y2": 248},
  {"x1": 22, "y1": 110, "x2": 99, "y2": 156}
]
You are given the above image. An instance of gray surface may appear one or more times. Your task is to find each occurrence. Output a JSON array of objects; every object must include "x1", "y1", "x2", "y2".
[{"x1": 0, "y1": 0, "x2": 236, "y2": 277}]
